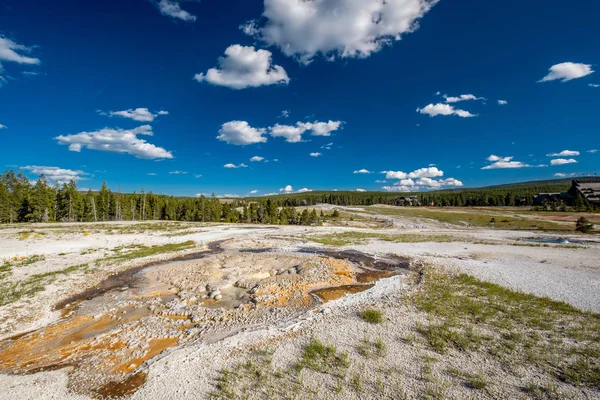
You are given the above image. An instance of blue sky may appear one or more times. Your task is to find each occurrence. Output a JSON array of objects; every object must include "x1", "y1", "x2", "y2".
[{"x1": 0, "y1": 0, "x2": 598, "y2": 197}]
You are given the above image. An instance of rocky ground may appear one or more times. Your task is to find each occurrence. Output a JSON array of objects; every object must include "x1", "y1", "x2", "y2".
[{"x1": 0, "y1": 207, "x2": 598, "y2": 399}]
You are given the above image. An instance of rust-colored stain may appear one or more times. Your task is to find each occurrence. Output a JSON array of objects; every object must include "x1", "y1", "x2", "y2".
[
  {"x1": 0, "y1": 305, "x2": 177, "y2": 398},
  {"x1": 310, "y1": 284, "x2": 375, "y2": 302}
]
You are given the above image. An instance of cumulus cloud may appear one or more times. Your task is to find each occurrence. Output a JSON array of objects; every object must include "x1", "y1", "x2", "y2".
[
  {"x1": 250, "y1": 156, "x2": 265, "y2": 162},
  {"x1": 55, "y1": 125, "x2": 173, "y2": 159},
  {"x1": 481, "y1": 155, "x2": 529, "y2": 169},
  {"x1": 268, "y1": 123, "x2": 305, "y2": 143},
  {"x1": 194, "y1": 174, "x2": 202, "y2": 178},
  {"x1": 224, "y1": 163, "x2": 248, "y2": 169},
  {"x1": 384, "y1": 166, "x2": 443, "y2": 180},
  {"x1": 21, "y1": 165, "x2": 88, "y2": 183},
  {"x1": 546, "y1": 150, "x2": 580, "y2": 157},
  {"x1": 382, "y1": 166, "x2": 462, "y2": 191},
  {"x1": 194, "y1": 45, "x2": 289, "y2": 89},
  {"x1": 147, "y1": 173, "x2": 157, "y2": 176},
  {"x1": 217, "y1": 121, "x2": 267, "y2": 145},
  {"x1": 280, "y1": 185, "x2": 293, "y2": 193},
  {"x1": 243, "y1": 0, "x2": 438, "y2": 64},
  {"x1": 155, "y1": 0, "x2": 197, "y2": 22},
  {"x1": 498, "y1": 100, "x2": 508, "y2": 105},
  {"x1": 550, "y1": 158, "x2": 577, "y2": 166},
  {"x1": 280, "y1": 110, "x2": 290, "y2": 118},
  {"x1": 417, "y1": 103, "x2": 476, "y2": 118},
  {"x1": 169, "y1": 170, "x2": 188, "y2": 175},
  {"x1": 0, "y1": 124, "x2": 6, "y2": 129},
  {"x1": 298, "y1": 120, "x2": 342, "y2": 136},
  {"x1": 249, "y1": 190, "x2": 259, "y2": 194},
  {"x1": 588, "y1": 149, "x2": 598, "y2": 154},
  {"x1": 356, "y1": 188, "x2": 366, "y2": 192},
  {"x1": 444, "y1": 94, "x2": 484, "y2": 103},
  {"x1": 554, "y1": 173, "x2": 578, "y2": 178},
  {"x1": 105, "y1": 108, "x2": 168, "y2": 122},
  {"x1": 297, "y1": 188, "x2": 312, "y2": 193},
  {"x1": 353, "y1": 169, "x2": 372, "y2": 174},
  {"x1": 268, "y1": 120, "x2": 343, "y2": 142},
  {"x1": 589, "y1": 84, "x2": 600, "y2": 88},
  {"x1": 310, "y1": 152, "x2": 322, "y2": 157},
  {"x1": 538, "y1": 62, "x2": 594, "y2": 83}
]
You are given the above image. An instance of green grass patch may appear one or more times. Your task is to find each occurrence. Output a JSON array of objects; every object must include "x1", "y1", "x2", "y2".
[
  {"x1": 0, "y1": 263, "x2": 89, "y2": 306},
  {"x1": 296, "y1": 338, "x2": 350, "y2": 375},
  {"x1": 304, "y1": 231, "x2": 461, "y2": 246},
  {"x1": 360, "y1": 206, "x2": 575, "y2": 232},
  {"x1": 360, "y1": 308, "x2": 384, "y2": 324},
  {"x1": 100, "y1": 241, "x2": 196, "y2": 263},
  {"x1": 411, "y1": 268, "x2": 600, "y2": 389}
]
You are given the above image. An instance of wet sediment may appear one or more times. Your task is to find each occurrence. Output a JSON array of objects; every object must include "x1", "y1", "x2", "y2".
[{"x1": 0, "y1": 241, "x2": 411, "y2": 398}]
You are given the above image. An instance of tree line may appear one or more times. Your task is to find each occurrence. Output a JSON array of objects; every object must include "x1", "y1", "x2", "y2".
[
  {"x1": 0, "y1": 171, "x2": 327, "y2": 225},
  {"x1": 0, "y1": 170, "x2": 596, "y2": 224}
]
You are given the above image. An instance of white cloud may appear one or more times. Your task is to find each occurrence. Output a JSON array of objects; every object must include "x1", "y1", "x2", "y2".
[
  {"x1": 382, "y1": 185, "x2": 413, "y2": 192},
  {"x1": 268, "y1": 123, "x2": 305, "y2": 143},
  {"x1": 408, "y1": 167, "x2": 444, "y2": 179},
  {"x1": 297, "y1": 188, "x2": 312, "y2": 193},
  {"x1": 268, "y1": 120, "x2": 343, "y2": 142},
  {"x1": 250, "y1": 156, "x2": 265, "y2": 162},
  {"x1": 249, "y1": 190, "x2": 259, "y2": 194},
  {"x1": 0, "y1": 36, "x2": 41, "y2": 65},
  {"x1": 444, "y1": 94, "x2": 484, "y2": 103},
  {"x1": 310, "y1": 152, "x2": 322, "y2": 157},
  {"x1": 55, "y1": 125, "x2": 173, "y2": 159},
  {"x1": 0, "y1": 124, "x2": 6, "y2": 129},
  {"x1": 106, "y1": 108, "x2": 168, "y2": 122},
  {"x1": 588, "y1": 149, "x2": 598, "y2": 154},
  {"x1": 156, "y1": 0, "x2": 197, "y2": 22},
  {"x1": 439, "y1": 178, "x2": 463, "y2": 187},
  {"x1": 298, "y1": 120, "x2": 342, "y2": 136},
  {"x1": 554, "y1": 173, "x2": 577, "y2": 178},
  {"x1": 353, "y1": 169, "x2": 372, "y2": 174},
  {"x1": 280, "y1": 185, "x2": 293, "y2": 193},
  {"x1": 589, "y1": 84, "x2": 600, "y2": 88},
  {"x1": 498, "y1": 100, "x2": 508, "y2": 105},
  {"x1": 546, "y1": 150, "x2": 580, "y2": 157},
  {"x1": 224, "y1": 163, "x2": 248, "y2": 169},
  {"x1": 217, "y1": 121, "x2": 267, "y2": 145},
  {"x1": 169, "y1": 170, "x2": 188, "y2": 175},
  {"x1": 417, "y1": 103, "x2": 476, "y2": 118},
  {"x1": 280, "y1": 110, "x2": 290, "y2": 118},
  {"x1": 382, "y1": 166, "x2": 461, "y2": 191},
  {"x1": 550, "y1": 158, "x2": 577, "y2": 166},
  {"x1": 356, "y1": 188, "x2": 366, "y2": 192},
  {"x1": 194, "y1": 45, "x2": 289, "y2": 89},
  {"x1": 194, "y1": 174, "x2": 202, "y2": 178},
  {"x1": 243, "y1": 0, "x2": 438, "y2": 64},
  {"x1": 21, "y1": 165, "x2": 88, "y2": 183},
  {"x1": 321, "y1": 142, "x2": 334, "y2": 150},
  {"x1": 538, "y1": 62, "x2": 594, "y2": 83},
  {"x1": 147, "y1": 173, "x2": 157, "y2": 176},
  {"x1": 482, "y1": 155, "x2": 529, "y2": 169}
]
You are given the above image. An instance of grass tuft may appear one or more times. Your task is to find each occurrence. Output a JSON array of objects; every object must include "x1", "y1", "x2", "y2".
[{"x1": 360, "y1": 308, "x2": 384, "y2": 324}]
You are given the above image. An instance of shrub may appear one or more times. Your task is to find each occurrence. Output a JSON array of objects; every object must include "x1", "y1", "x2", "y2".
[{"x1": 576, "y1": 217, "x2": 593, "y2": 233}]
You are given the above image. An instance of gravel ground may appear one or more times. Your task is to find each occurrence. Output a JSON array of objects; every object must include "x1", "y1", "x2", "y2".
[{"x1": 0, "y1": 216, "x2": 598, "y2": 399}]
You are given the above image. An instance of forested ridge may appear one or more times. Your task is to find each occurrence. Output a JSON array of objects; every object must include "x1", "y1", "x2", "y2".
[{"x1": 0, "y1": 170, "x2": 595, "y2": 224}]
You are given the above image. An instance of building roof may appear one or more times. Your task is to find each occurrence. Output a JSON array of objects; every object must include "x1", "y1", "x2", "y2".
[{"x1": 573, "y1": 179, "x2": 600, "y2": 203}]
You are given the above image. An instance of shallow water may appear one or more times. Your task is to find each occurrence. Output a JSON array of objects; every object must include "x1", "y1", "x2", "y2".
[{"x1": 0, "y1": 242, "x2": 410, "y2": 398}]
